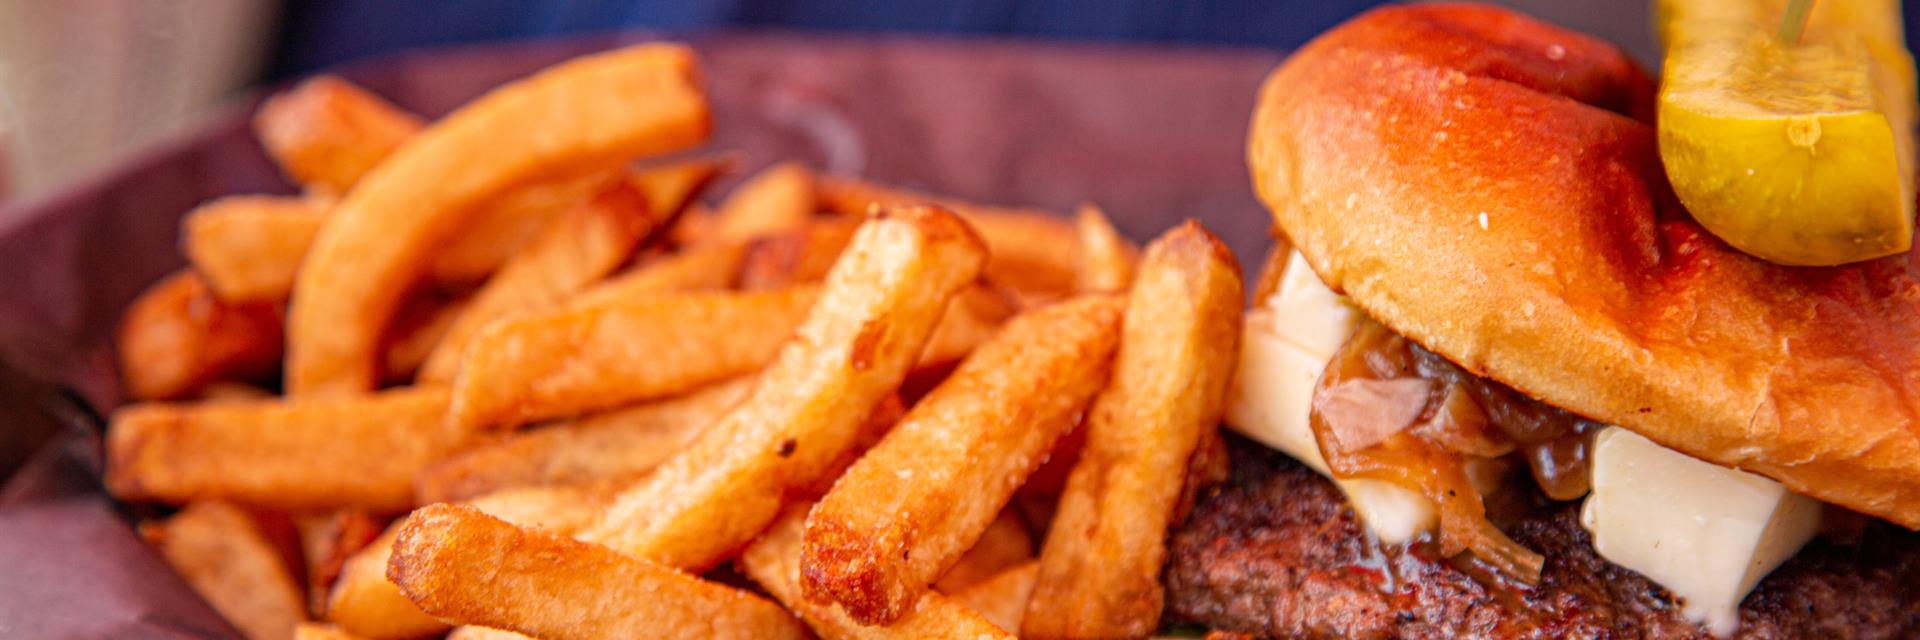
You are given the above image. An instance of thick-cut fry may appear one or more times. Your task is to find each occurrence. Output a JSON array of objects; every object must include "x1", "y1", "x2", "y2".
[
  {"x1": 117, "y1": 272, "x2": 284, "y2": 401},
  {"x1": 581, "y1": 206, "x2": 987, "y2": 571},
  {"x1": 1024, "y1": 221, "x2": 1243, "y2": 639},
  {"x1": 738, "y1": 217, "x2": 861, "y2": 289},
  {"x1": 388, "y1": 504, "x2": 809, "y2": 640},
  {"x1": 800, "y1": 295, "x2": 1123, "y2": 625},
  {"x1": 933, "y1": 509, "x2": 1033, "y2": 594},
  {"x1": 254, "y1": 75, "x2": 424, "y2": 196},
  {"x1": 815, "y1": 176, "x2": 1081, "y2": 298},
  {"x1": 416, "y1": 377, "x2": 754, "y2": 503},
  {"x1": 296, "y1": 510, "x2": 386, "y2": 615},
  {"x1": 106, "y1": 387, "x2": 467, "y2": 511},
  {"x1": 1073, "y1": 203, "x2": 1137, "y2": 293},
  {"x1": 422, "y1": 169, "x2": 620, "y2": 286},
  {"x1": 709, "y1": 161, "x2": 815, "y2": 243},
  {"x1": 144, "y1": 501, "x2": 307, "y2": 640},
  {"x1": 740, "y1": 504, "x2": 1015, "y2": 640},
  {"x1": 286, "y1": 44, "x2": 710, "y2": 395},
  {"x1": 183, "y1": 196, "x2": 334, "y2": 302},
  {"x1": 294, "y1": 623, "x2": 373, "y2": 640},
  {"x1": 380, "y1": 293, "x2": 469, "y2": 383},
  {"x1": 449, "y1": 286, "x2": 818, "y2": 431},
  {"x1": 418, "y1": 182, "x2": 655, "y2": 382},
  {"x1": 325, "y1": 482, "x2": 618, "y2": 640},
  {"x1": 917, "y1": 284, "x2": 1016, "y2": 371},
  {"x1": 567, "y1": 240, "x2": 747, "y2": 308},
  {"x1": 628, "y1": 158, "x2": 726, "y2": 219},
  {"x1": 949, "y1": 561, "x2": 1039, "y2": 634}
]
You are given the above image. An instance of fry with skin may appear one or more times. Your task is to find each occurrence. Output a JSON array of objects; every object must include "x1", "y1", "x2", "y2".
[
  {"x1": 286, "y1": 44, "x2": 709, "y2": 395},
  {"x1": 254, "y1": 75, "x2": 423, "y2": 196},
  {"x1": 800, "y1": 295, "x2": 1123, "y2": 625},
  {"x1": 416, "y1": 376, "x2": 754, "y2": 503},
  {"x1": 117, "y1": 272, "x2": 283, "y2": 401},
  {"x1": 106, "y1": 387, "x2": 468, "y2": 512},
  {"x1": 740, "y1": 504, "x2": 1015, "y2": 640},
  {"x1": 814, "y1": 175, "x2": 1081, "y2": 298},
  {"x1": 709, "y1": 161, "x2": 815, "y2": 243},
  {"x1": 1024, "y1": 221, "x2": 1243, "y2": 639},
  {"x1": 566, "y1": 240, "x2": 747, "y2": 308},
  {"x1": 949, "y1": 561, "x2": 1038, "y2": 635},
  {"x1": 387, "y1": 504, "x2": 809, "y2": 640},
  {"x1": 737, "y1": 217, "x2": 861, "y2": 289},
  {"x1": 325, "y1": 482, "x2": 618, "y2": 640},
  {"x1": 143, "y1": 501, "x2": 307, "y2": 640},
  {"x1": 933, "y1": 509, "x2": 1033, "y2": 594},
  {"x1": 449, "y1": 286, "x2": 818, "y2": 431},
  {"x1": 418, "y1": 182, "x2": 655, "y2": 382},
  {"x1": 182, "y1": 196, "x2": 333, "y2": 302},
  {"x1": 1073, "y1": 203, "x2": 1137, "y2": 293},
  {"x1": 580, "y1": 206, "x2": 987, "y2": 571}
]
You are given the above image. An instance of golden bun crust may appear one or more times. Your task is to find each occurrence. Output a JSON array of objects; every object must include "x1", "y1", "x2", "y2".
[{"x1": 1250, "y1": 3, "x2": 1920, "y2": 527}]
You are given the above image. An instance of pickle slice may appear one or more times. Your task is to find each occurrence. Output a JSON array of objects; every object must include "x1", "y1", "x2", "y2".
[{"x1": 1657, "y1": 0, "x2": 1916, "y2": 266}]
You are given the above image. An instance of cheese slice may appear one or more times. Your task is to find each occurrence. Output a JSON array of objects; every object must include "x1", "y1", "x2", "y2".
[
  {"x1": 1226, "y1": 252, "x2": 1438, "y2": 544},
  {"x1": 1581, "y1": 427, "x2": 1821, "y2": 636}
]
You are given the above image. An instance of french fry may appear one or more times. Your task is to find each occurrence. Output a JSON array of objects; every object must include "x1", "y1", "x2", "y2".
[
  {"x1": 417, "y1": 181, "x2": 655, "y2": 382},
  {"x1": 105, "y1": 387, "x2": 468, "y2": 511},
  {"x1": 197, "y1": 382, "x2": 277, "y2": 402},
  {"x1": 667, "y1": 203, "x2": 717, "y2": 246},
  {"x1": 580, "y1": 206, "x2": 987, "y2": 571},
  {"x1": 566, "y1": 240, "x2": 747, "y2": 308},
  {"x1": 709, "y1": 161, "x2": 815, "y2": 243},
  {"x1": 917, "y1": 284, "x2": 1016, "y2": 371},
  {"x1": 446, "y1": 628, "x2": 534, "y2": 640},
  {"x1": 737, "y1": 217, "x2": 861, "y2": 289},
  {"x1": 295, "y1": 510, "x2": 386, "y2": 616},
  {"x1": 740, "y1": 504, "x2": 1014, "y2": 640},
  {"x1": 286, "y1": 44, "x2": 710, "y2": 395},
  {"x1": 254, "y1": 75, "x2": 424, "y2": 196},
  {"x1": 948, "y1": 561, "x2": 1038, "y2": 635},
  {"x1": 815, "y1": 176, "x2": 1081, "y2": 299},
  {"x1": 387, "y1": 504, "x2": 809, "y2": 640},
  {"x1": 448, "y1": 286, "x2": 818, "y2": 431},
  {"x1": 933, "y1": 509, "x2": 1033, "y2": 594},
  {"x1": 117, "y1": 272, "x2": 283, "y2": 401},
  {"x1": 416, "y1": 376, "x2": 754, "y2": 503},
  {"x1": 294, "y1": 623, "x2": 373, "y2": 640},
  {"x1": 143, "y1": 501, "x2": 307, "y2": 640},
  {"x1": 380, "y1": 293, "x2": 469, "y2": 384},
  {"x1": 628, "y1": 157, "x2": 727, "y2": 219},
  {"x1": 326, "y1": 482, "x2": 618, "y2": 640},
  {"x1": 1024, "y1": 221, "x2": 1243, "y2": 639},
  {"x1": 1073, "y1": 203, "x2": 1137, "y2": 293},
  {"x1": 182, "y1": 196, "x2": 334, "y2": 302},
  {"x1": 421, "y1": 169, "x2": 620, "y2": 286},
  {"x1": 800, "y1": 294, "x2": 1123, "y2": 625}
]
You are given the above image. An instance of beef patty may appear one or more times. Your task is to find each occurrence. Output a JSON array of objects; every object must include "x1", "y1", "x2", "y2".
[{"x1": 1164, "y1": 435, "x2": 1920, "y2": 639}]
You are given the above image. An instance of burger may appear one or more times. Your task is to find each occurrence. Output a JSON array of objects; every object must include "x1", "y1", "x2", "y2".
[{"x1": 1162, "y1": 4, "x2": 1920, "y2": 638}]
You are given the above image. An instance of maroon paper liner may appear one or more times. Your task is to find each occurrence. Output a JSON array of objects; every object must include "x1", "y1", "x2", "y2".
[{"x1": 0, "y1": 31, "x2": 1283, "y2": 637}]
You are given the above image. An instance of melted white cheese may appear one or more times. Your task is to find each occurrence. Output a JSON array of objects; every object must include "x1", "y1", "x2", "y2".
[{"x1": 1581, "y1": 427, "x2": 1821, "y2": 636}]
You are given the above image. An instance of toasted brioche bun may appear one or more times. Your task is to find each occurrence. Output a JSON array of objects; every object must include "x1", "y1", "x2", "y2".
[{"x1": 1249, "y1": 3, "x2": 1920, "y2": 528}]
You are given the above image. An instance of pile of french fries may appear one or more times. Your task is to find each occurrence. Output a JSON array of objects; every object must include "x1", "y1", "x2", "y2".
[{"x1": 106, "y1": 43, "x2": 1247, "y2": 640}]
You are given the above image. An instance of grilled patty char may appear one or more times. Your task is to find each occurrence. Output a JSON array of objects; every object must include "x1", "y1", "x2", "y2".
[{"x1": 1164, "y1": 435, "x2": 1920, "y2": 639}]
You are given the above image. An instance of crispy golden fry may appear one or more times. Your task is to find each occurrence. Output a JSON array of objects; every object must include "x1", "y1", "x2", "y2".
[
  {"x1": 144, "y1": 501, "x2": 306, "y2": 640},
  {"x1": 740, "y1": 504, "x2": 1014, "y2": 640},
  {"x1": 380, "y1": 293, "x2": 469, "y2": 384},
  {"x1": 581, "y1": 206, "x2": 987, "y2": 571},
  {"x1": 325, "y1": 483, "x2": 617, "y2": 640},
  {"x1": 106, "y1": 387, "x2": 467, "y2": 511},
  {"x1": 917, "y1": 285, "x2": 1016, "y2": 371},
  {"x1": 423, "y1": 169, "x2": 621, "y2": 286},
  {"x1": 933, "y1": 509, "x2": 1033, "y2": 594},
  {"x1": 628, "y1": 157, "x2": 726, "y2": 219},
  {"x1": 294, "y1": 623, "x2": 373, "y2": 640},
  {"x1": 117, "y1": 272, "x2": 283, "y2": 401},
  {"x1": 418, "y1": 182, "x2": 655, "y2": 382},
  {"x1": 709, "y1": 161, "x2": 815, "y2": 243},
  {"x1": 1072, "y1": 203, "x2": 1138, "y2": 293},
  {"x1": 738, "y1": 217, "x2": 861, "y2": 289},
  {"x1": 388, "y1": 503, "x2": 809, "y2": 640},
  {"x1": 255, "y1": 76, "x2": 424, "y2": 196},
  {"x1": 567, "y1": 240, "x2": 747, "y2": 308},
  {"x1": 949, "y1": 561, "x2": 1038, "y2": 634},
  {"x1": 814, "y1": 176, "x2": 1081, "y2": 299},
  {"x1": 668, "y1": 203, "x2": 717, "y2": 246},
  {"x1": 286, "y1": 44, "x2": 710, "y2": 395},
  {"x1": 295, "y1": 511, "x2": 386, "y2": 615},
  {"x1": 417, "y1": 377, "x2": 754, "y2": 503},
  {"x1": 1024, "y1": 221, "x2": 1244, "y2": 639},
  {"x1": 449, "y1": 286, "x2": 818, "y2": 431},
  {"x1": 182, "y1": 195, "x2": 334, "y2": 302},
  {"x1": 800, "y1": 295, "x2": 1123, "y2": 625}
]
